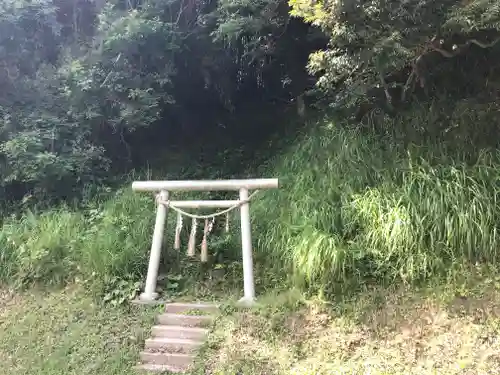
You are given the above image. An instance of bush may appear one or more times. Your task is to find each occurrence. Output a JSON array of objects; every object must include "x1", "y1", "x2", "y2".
[{"x1": 0, "y1": 185, "x2": 244, "y2": 300}]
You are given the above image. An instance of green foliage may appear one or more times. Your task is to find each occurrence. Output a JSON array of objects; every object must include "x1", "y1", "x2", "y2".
[
  {"x1": 0, "y1": 0, "x2": 183, "y2": 203},
  {"x1": 0, "y1": 0, "x2": 314, "y2": 206},
  {"x1": 4, "y1": 0, "x2": 500, "y2": 309},
  {"x1": 0, "y1": 209, "x2": 83, "y2": 286},
  {"x1": 0, "y1": 0, "x2": 60, "y2": 77},
  {"x1": 289, "y1": 0, "x2": 500, "y2": 109},
  {"x1": 79, "y1": 189, "x2": 154, "y2": 282},
  {"x1": 67, "y1": 2, "x2": 178, "y2": 130},
  {"x1": 0, "y1": 185, "x2": 246, "y2": 302},
  {"x1": 102, "y1": 276, "x2": 142, "y2": 306},
  {"x1": 0, "y1": 1, "x2": 102, "y2": 200},
  {"x1": 5, "y1": 96, "x2": 500, "y2": 302},
  {"x1": 253, "y1": 105, "x2": 500, "y2": 293},
  {"x1": 0, "y1": 189, "x2": 153, "y2": 297},
  {"x1": 0, "y1": 1, "x2": 105, "y2": 201},
  {"x1": 213, "y1": 0, "x2": 287, "y2": 44}
]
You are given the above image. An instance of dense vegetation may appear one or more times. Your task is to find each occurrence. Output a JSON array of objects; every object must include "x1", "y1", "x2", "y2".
[
  {"x1": 0, "y1": 0, "x2": 320, "y2": 208},
  {"x1": 2, "y1": 0, "x2": 500, "y2": 302},
  {"x1": 4, "y1": 2, "x2": 500, "y2": 374}
]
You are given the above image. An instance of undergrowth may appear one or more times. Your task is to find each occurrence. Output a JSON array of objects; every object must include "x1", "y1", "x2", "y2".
[
  {"x1": 0, "y1": 185, "x2": 246, "y2": 303},
  {"x1": 0, "y1": 189, "x2": 154, "y2": 300},
  {"x1": 3, "y1": 100, "x2": 500, "y2": 301},
  {"x1": 253, "y1": 102, "x2": 500, "y2": 294}
]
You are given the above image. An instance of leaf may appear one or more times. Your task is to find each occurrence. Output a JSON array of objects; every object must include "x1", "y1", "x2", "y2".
[
  {"x1": 167, "y1": 282, "x2": 179, "y2": 290},
  {"x1": 168, "y1": 274, "x2": 183, "y2": 281}
]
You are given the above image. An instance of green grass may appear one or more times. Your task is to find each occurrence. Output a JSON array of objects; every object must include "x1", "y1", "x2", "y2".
[
  {"x1": 3, "y1": 106, "x2": 500, "y2": 300},
  {"x1": 253, "y1": 111, "x2": 500, "y2": 294},
  {"x1": 0, "y1": 188, "x2": 156, "y2": 300},
  {"x1": 0, "y1": 285, "x2": 158, "y2": 375},
  {"x1": 2, "y1": 270, "x2": 500, "y2": 375},
  {"x1": 0, "y1": 185, "x2": 249, "y2": 304},
  {"x1": 3, "y1": 100, "x2": 500, "y2": 374}
]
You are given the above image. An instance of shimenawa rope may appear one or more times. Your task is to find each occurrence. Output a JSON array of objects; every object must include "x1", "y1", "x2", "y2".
[{"x1": 155, "y1": 190, "x2": 260, "y2": 220}]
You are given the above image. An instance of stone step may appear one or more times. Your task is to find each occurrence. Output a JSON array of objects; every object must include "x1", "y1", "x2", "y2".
[
  {"x1": 151, "y1": 325, "x2": 208, "y2": 341},
  {"x1": 157, "y1": 313, "x2": 213, "y2": 328},
  {"x1": 135, "y1": 363, "x2": 186, "y2": 373},
  {"x1": 145, "y1": 337, "x2": 202, "y2": 353},
  {"x1": 140, "y1": 352, "x2": 195, "y2": 367},
  {"x1": 137, "y1": 302, "x2": 218, "y2": 373},
  {"x1": 164, "y1": 302, "x2": 218, "y2": 315}
]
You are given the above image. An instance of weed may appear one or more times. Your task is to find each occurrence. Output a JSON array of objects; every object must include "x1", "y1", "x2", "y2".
[
  {"x1": 0, "y1": 209, "x2": 83, "y2": 286},
  {"x1": 0, "y1": 189, "x2": 154, "y2": 300},
  {"x1": 101, "y1": 276, "x2": 142, "y2": 306},
  {"x1": 4, "y1": 103, "x2": 500, "y2": 304}
]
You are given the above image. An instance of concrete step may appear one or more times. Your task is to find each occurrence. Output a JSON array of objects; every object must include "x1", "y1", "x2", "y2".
[
  {"x1": 138, "y1": 302, "x2": 218, "y2": 373},
  {"x1": 145, "y1": 337, "x2": 202, "y2": 353},
  {"x1": 151, "y1": 325, "x2": 208, "y2": 341},
  {"x1": 157, "y1": 313, "x2": 213, "y2": 328},
  {"x1": 164, "y1": 302, "x2": 218, "y2": 315},
  {"x1": 135, "y1": 363, "x2": 186, "y2": 373},
  {"x1": 140, "y1": 352, "x2": 195, "y2": 367}
]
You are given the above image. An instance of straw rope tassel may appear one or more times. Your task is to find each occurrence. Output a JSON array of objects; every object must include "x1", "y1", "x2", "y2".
[
  {"x1": 201, "y1": 219, "x2": 209, "y2": 263},
  {"x1": 174, "y1": 213, "x2": 183, "y2": 250},
  {"x1": 187, "y1": 217, "x2": 197, "y2": 257},
  {"x1": 200, "y1": 218, "x2": 215, "y2": 263}
]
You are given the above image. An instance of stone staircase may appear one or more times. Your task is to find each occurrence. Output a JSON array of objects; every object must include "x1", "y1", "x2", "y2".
[{"x1": 135, "y1": 302, "x2": 219, "y2": 373}]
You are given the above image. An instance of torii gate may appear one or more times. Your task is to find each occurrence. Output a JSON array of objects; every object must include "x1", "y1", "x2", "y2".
[{"x1": 131, "y1": 178, "x2": 279, "y2": 305}]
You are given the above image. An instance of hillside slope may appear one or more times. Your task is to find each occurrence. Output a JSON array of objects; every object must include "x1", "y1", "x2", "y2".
[
  {"x1": 253, "y1": 110, "x2": 500, "y2": 294},
  {"x1": 198, "y1": 277, "x2": 500, "y2": 375}
]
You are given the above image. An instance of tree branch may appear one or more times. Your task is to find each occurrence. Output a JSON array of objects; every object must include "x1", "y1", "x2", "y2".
[
  {"x1": 400, "y1": 35, "x2": 500, "y2": 102},
  {"x1": 431, "y1": 36, "x2": 500, "y2": 58},
  {"x1": 401, "y1": 69, "x2": 415, "y2": 102}
]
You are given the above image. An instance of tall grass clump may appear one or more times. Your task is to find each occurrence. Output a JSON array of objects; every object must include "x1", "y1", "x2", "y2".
[
  {"x1": 78, "y1": 189, "x2": 154, "y2": 282},
  {"x1": 0, "y1": 188, "x2": 155, "y2": 294},
  {"x1": 253, "y1": 113, "x2": 500, "y2": 292},
  {"x1": 0, "y1": 209, "x2": 84, "y2": 286}
]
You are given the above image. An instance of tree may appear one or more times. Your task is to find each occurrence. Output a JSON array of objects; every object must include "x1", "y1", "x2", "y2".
[
  {"x1": 0, "y1": 0, "x2": 180, "y2": 202},
  {"x1": 289, "y1": 0, "x2": 500, "y2": 111},
  {"x1": 0, "y1": 0, "x2": 321, "y2": 206}
]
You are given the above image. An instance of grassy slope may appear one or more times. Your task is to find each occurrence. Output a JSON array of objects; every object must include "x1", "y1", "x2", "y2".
[
  {"x1": 0, "y1": 286, "x2": 158, "y2": 375},
  {"x1": 253, "y1": 107, "x2": 500, "y2": 293},
  {"x1": 197, "y1": 272, "x2": 500, "y2": 375},
  {"x1": 197, "y1": 107, "x2": 500, "y2": 374}
]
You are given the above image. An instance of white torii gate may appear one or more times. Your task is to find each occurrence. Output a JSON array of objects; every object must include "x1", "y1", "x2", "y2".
[{"x1": 131, "y1": 178, "x2": 279, "y2": 305}]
